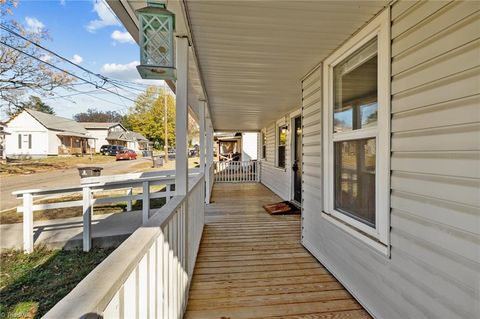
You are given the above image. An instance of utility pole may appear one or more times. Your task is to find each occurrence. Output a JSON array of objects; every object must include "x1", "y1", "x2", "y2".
[{"x1": 163, "y1": 83, "x2": 169, "y2": 163}]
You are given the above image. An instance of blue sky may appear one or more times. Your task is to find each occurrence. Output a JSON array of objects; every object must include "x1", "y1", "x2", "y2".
[{"x1": 5, "y1": 0, "x2": 164, "y2": 119}]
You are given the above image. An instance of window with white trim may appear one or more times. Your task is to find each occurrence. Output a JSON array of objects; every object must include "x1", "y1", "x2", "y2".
[
  {"x1": 277, "y1": 124, "x2": 287, "y2": 168},
  {"x1": 323, "y1": 10, "x2": 390, "y2": 251},
  {"x1": 261, "y1": 130, "x2": 266, "y2": 159}
]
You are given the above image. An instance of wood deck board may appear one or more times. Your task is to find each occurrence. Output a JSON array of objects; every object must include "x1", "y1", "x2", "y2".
[{"x1": 186, "y1": 183, "x2": 371, "y2": 319}]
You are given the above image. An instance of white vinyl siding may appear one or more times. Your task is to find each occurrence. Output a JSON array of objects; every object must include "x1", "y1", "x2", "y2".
[
  {"x1": 260, "y1": 117, "x2": 292, "y2": 201},
  {"x1": 5, "y1": 112, "x2": 49, "y2": 157},
  {"x1": 302, "y1": 2, "x2": 480, "y2": 319}
]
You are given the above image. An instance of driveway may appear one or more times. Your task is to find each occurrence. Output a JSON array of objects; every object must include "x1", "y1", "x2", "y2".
[{"x1": 0, "y1": 158, "x2": 151, "y2": 211}]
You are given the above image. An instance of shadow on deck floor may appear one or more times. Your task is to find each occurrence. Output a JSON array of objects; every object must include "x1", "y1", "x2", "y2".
[{"x1": 185, "y1": 182, "x2": 371, "y2": 319}]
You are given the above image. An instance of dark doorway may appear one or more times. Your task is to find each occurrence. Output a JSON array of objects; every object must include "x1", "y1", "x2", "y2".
[{"x1": 292, "y1": 116, "x2": 302, "y2": 204}]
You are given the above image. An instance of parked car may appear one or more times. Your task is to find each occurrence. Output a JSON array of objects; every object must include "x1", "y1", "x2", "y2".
[
  {"x1": 116, "y1": 149, "x2": 137, "y2": 161},
  {"x1": 99, "y1": 145, "x2": 111, "y2": 155},
  {"x1": 104, "y1": 145, "x2": 124, "y2": 156}
]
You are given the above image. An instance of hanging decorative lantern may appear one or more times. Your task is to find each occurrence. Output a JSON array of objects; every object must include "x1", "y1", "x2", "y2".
[{"x1": 136, "y1": 1, "x2": 176, "y2": 80}]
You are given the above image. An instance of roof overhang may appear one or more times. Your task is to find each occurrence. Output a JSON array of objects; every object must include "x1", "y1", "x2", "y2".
[
  {"x1": 108, "y1": 0, "x2": 388, "y2": 131},
  {"x1": 57, "y1": 132, "x2": 94, "y2": 139},
  {"x1": 106, "y1": 0, "x2": 208, "y2": 126}
]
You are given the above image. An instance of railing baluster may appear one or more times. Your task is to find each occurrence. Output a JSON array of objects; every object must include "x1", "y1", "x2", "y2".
[
  {"x1": 126, "y1": 187, "x2": 133, "y2": 211},
  {"x1": 249, "y1": 162, "x2": 251, "y2": 181},
  {"x1": 157, "y1": 232, "x2": 164, "y2": 318},
  {"x1": 166, "y1": 184, "x2": 171, "y2": 203},
  {"x1": 143, "y1": 181, "x2": 150, "y2": 225},
  {"x1": 168, "y1": 221, "x2": 174, "y2": 318},
  {"x1": 149, "y1": 242, "x2": 157, "y2": 318},
  {"x1": 163, "y1": 226, "x2": 169, "y2": 319},
  {"x1": 173, "y1": 213, "x2": 178, "y2": 318},
  {"x1": 123, "y1": 266, "x2": 137, "y2": 318},
  {"x1": 82, "y1": 187, "x2": 92, "y2": 252},
  {"x1": 22, "y1": 193, "x2": 33, "y2": 253},
  {"x1": 138, "y1": 254, "x2": 148, "y2": 318}
]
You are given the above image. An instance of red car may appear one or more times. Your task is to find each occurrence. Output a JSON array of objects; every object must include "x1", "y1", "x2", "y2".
[{"x1": 116, "y1": 149, "x2": 137, "y2": 161}]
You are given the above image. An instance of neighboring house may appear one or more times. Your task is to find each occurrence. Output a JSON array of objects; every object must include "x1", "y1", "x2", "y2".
[
  {"x1": 214, "y1": 132, "x2": 258, "y2": 161},
  {"x1": 106, "y1": 130, "x2": 148, "y2": 152},
  {"x1": 4, "y1": 109, "x2": 94, "y2": 158},
  {"x1": 80, "y1": 122, "x2": 127, "y2": 152},
  {"x1": 126, "y1": 131, "x2": 149, "y2": 151},
  {"x1": 80, "y1": 122, "x2": 149, "y2": 153},
  {"x1": 0, "y1": 121, "x2": 10, "y2": 160}
]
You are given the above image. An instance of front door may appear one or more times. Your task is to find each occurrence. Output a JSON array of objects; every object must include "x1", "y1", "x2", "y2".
[{"x1": 292, "y1": 116, "x2": 302, "y2": 203}]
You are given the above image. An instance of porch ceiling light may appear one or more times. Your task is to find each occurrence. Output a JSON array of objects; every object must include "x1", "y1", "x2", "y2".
[{"x1": 136, "y1": 1, "x2": 176, "y2": 80}]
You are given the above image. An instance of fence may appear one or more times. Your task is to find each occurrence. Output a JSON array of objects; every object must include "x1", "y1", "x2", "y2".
[
  {"x1": 12, "y1": 169, "x2": 201, "y2": 253},
  {"x1": 44, "y1": 174, "x2": 205, "y2": 319},
  {"x1": 214, "y1": 160, "x2": 259, "y2": 182}
]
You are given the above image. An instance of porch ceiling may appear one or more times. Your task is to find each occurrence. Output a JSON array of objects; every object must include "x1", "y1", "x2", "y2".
[{"x1": 185, "y1": 0, "x2": 387, "y2": 131}]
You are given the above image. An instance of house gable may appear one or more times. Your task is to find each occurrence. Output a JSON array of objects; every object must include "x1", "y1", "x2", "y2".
[{"x1": 6, "y1": 111, "x2": 48, "y2": 133}]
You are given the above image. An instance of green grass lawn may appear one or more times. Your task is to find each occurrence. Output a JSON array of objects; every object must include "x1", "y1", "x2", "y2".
[{"x1": 0, "y1": 247, "x2": 114, "y2": 318}]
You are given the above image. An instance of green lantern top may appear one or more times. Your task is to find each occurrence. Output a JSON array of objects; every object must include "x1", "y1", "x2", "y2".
[{"x1": 136, "y1": 2, "x2": 176, "y2": 80}]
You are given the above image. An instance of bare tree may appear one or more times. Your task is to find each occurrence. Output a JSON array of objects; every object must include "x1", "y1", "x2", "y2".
[{"x1": 0, "y1": 0, "x2": 72, "y2": 114}]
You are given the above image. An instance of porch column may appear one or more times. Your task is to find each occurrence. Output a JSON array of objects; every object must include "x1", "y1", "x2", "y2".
[
  {"x1": 199, "y1": 100, "x2": 206, "y2": 172},
  {"x1": 175, "y1": 36, "x2": 189, "y2": 196},
  {"x1": 205, "y1": 120, "x2": 214, "y2": 204}
]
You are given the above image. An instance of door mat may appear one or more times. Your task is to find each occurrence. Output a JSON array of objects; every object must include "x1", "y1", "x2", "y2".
[{"x1": 263, "y1": 201, "x2": 301, "y2": 215}]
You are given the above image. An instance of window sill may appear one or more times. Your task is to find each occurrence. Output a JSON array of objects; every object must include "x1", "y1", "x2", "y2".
[
  {"x1": 273, "y1": 166, "x2": 287, "y2": 172},
  {"x1": 321, "y1": 212, "x2": 390, "y2": 257}
]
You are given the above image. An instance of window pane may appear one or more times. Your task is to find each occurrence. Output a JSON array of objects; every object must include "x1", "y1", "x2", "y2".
[
  {"x1": 278, "y1": 126, "x2": 287, "y2": 168},
  {"x1": 334, "y1": 138, "x2": 376, "y2": 227},
  {"x1": 278, "y1": 126, "x2": 287, "y2": 146},
  {"x1": 278, "y1": 145, "x2": 286, "y2": 168},
  {"x1": 333, "y1": 38, "x2": 378, "y2": 133},
  {"x1": 262, "y1": 132, "x2": 267, "y2": 158}
]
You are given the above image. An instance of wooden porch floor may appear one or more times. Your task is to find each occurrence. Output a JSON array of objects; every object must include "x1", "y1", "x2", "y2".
[{"x1": 185, "y1": 183, "x2": 371, "y2": 319}]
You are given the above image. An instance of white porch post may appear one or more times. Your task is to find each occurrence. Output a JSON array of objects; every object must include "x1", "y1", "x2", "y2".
[
  {"x1": 82, "y1": 186, "x2": 92, "y2": 252},
  {"x1": 22, "y1": 193, "x2": 33, "y2": 253},
  {"x1": 175, "y1": 36, "x2": 189, "y2": 196},
  {"x1": 205, "y1": 121, "x2": 214, "y2": 204},
  {"x1": 199, "y1": 100, "x2": 206, "y2": 173}
]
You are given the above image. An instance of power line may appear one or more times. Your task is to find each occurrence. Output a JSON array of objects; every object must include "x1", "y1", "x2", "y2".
[
  {"x1": 0, "y1": 23, "x2": 143, "y2": 99},
  {"x1": 0, "y1": 40, "x2": 137, "y2": 103},
  {"x1": 0, "y1": 24, "x2": 108, "y2": 85},
  {"x1": 64, "y1": 87, "x2": 132, "y2": 111},
  {"x1": 43, "y1": 89, "x2": 100, "y2": 101}
]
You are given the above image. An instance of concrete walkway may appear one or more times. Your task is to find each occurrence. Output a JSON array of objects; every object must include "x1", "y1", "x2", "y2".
[
  {"x1": 0, "y1": 210, "x2": 146, "y2": 250},
  {"x1": 0, "y1": 158, "x2": 150, "y2": 211}
]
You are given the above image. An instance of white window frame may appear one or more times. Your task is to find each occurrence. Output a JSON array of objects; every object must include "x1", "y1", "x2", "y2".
[
  {"x1": 261, "y1": 128, "x2": 267, "y2": 160},
  {"x1": 322, "y1": 9, "x2": 390, "y2": 254},
  {"x1": 276, "y1": 118, "x2": 287, "y2": 169}
]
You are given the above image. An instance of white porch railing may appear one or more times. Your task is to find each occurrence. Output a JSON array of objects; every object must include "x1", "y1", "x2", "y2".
[
  {"x1": 44, "y1": 174, "x2": 205, "y2": 319},
  {"x1": 12, "y1": 169, "x2": 201, "y2": 253},
  {"x1": 214, "y1": 160, "x2": 259, "y2": 182}
]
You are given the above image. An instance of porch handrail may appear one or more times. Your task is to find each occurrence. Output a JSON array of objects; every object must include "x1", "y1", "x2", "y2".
[
  {"x1": 214, "y1": 160, "x2": 260, "y2": 182},
  {"x1": 12, "y1": 171, "x2": 200, "y2": 253},
  {"x1": 44, "y1": 174, "x2": 205, "y2": 319},
  {"x1": 79, "y1": 168, "x2": 202, "y2": 185}
]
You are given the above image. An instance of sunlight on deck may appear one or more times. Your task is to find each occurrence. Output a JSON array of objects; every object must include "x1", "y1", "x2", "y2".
[{"x1": 185, "y1": 183, "x2": 371, "y2": 319}]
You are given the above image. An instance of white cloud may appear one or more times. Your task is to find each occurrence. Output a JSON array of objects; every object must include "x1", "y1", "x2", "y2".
[
  {"x1": 111, "y1": 30, "x2": 135, "y2": 44},
  {"x1": 40, "y1": 54, "x2": 52, "y2": 63},
  {"x1": 70, "y1": 54, "x2": 83, "y2": 64},
  {"x1": 100, "y1": 61, "x2": 139, "y2": 81},
  {"x1": 86, "y1": 0, "x2": 120, "y2": 32},
  {"x1": 100, "y1": 60, "x2": 162, "y2": 86},
  {"x1": 59, "y1": 0, "x2": 66, "y2": 6},
  {"x1": 25, "y1": 17, "x2": 45, "y2": 33}
]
